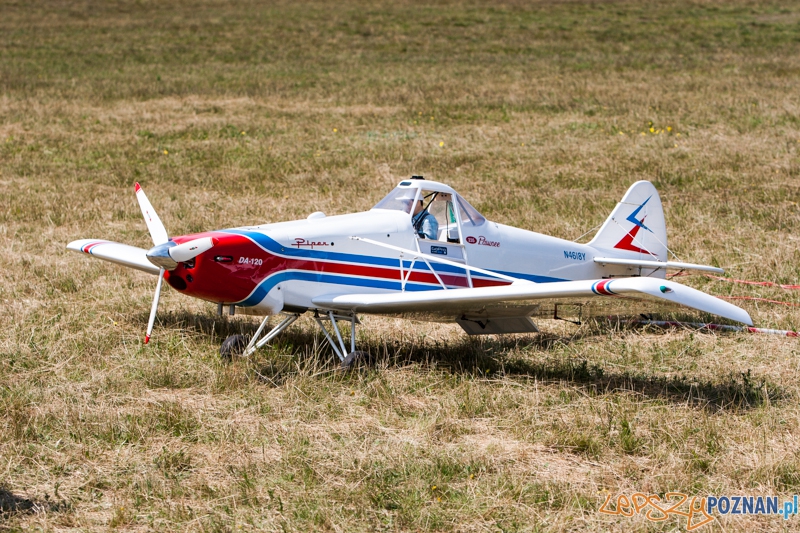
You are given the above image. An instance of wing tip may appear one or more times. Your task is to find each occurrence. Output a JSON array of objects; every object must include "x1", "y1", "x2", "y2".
[
  {"x1": 135, "y1": 182, "x2": 141, "y2": 192},
  {"x1": 67, "y1": 239, "x2": 106, "y2": 254},
  {"x1": 66, "y1": 240, "x2": 84, "y2": 252}
]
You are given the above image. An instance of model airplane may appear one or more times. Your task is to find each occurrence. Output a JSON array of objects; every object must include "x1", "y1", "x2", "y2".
[{"x1": 67, "y1": 176, "x2": 751, "y2": 365}]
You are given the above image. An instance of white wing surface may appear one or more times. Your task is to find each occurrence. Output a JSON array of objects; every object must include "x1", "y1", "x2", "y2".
[
  {"x1": 312, "y1": 277, "x2": 752, "y2": 326},
  {"x1": 67, "y1": 239, "x2": 160, "y2": 275}
]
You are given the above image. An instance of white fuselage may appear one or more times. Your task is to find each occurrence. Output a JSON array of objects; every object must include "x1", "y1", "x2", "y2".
[{"x1": 203, "y1": 209, "x2": 637, "y2": 313}]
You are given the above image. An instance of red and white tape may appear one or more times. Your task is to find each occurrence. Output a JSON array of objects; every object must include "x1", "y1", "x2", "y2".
[
  {"x1": 704, "y1": 274, "x2": 800, "y2": 290},
  {"x1": 635, "y1": 320, "x2": 798, "y2": 338}
]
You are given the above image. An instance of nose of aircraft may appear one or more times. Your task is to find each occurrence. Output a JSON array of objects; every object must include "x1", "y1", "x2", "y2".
[
  {"x1": 161, "y1": 231, "x2": 269, "y2": 305},
  {"x1": 146, "y1": 241, "x2": 178, "y2": 270},
  {"x1": 146, "y1": 236, "x2": 218, "y2": 271}
]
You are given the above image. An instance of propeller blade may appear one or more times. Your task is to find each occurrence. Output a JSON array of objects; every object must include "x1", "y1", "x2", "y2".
[
  {"x1": 168, "y1": 237, "x2": 216, "y2": 263},
  {"x1": 135, "y1": 182, "x2": 169, "y2": 246},
  {"x1": 144, "y1": 267, "x2": 166, "y2": 344}
]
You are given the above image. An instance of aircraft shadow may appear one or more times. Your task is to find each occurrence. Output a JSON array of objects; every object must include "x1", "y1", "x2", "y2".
[
  {"x1": 0, "y1": 487, "x2": 70, "y2": 523},
  {"x1": 0, "y1": 487, "x2": 36, "y2": 517},
  {"x1": 144, "y1": 311, "x2": 786, "y2": 412},
  {"x1": 351, "y1": 332, "x2": 784, "y2": 413}
]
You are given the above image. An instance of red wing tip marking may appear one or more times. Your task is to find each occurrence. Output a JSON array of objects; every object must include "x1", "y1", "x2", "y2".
[
  {"x1": 135, "y1": 182, "x2": 141, "y2": 192},
  {"x1": 592, "y1": 279, "x2": 616, "y2": 296},
  {"x1": 144, "y1": 334, "x2": 150, "y2": 344},
  {"x1": 81, "y1": 241, "x2": 107, "y2": 254}
]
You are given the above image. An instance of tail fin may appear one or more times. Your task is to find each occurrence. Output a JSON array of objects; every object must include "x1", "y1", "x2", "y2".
[{"x1": 587, "y1": 181, "x2": 667, "y2": 262}]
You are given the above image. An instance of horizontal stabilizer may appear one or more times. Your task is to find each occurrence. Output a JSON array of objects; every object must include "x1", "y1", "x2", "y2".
[
  {"x1": 593, "y1": 257, "x2": 724, "y2": 274},
  {"x1": 67, "y1": 239, "x2": 160, "y2": 275},
  {"x1": 313, "y1": 277, "x2": 752, "y2": 326}
]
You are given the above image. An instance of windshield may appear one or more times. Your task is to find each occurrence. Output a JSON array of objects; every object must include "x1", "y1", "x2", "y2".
[
  {"x1": 372, "y1": 187, "x2": 419, "y2": 214},
  {"x1": 456, "y1": 194, "x2": 486, "y2": 226}
]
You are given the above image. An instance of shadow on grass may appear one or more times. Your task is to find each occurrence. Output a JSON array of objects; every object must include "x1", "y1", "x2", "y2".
[
  {"x1": 0, "y1": 488, "x2": 35, "y2": 517},
  {"x1": 148, "y1": 310, "x2": 788, "y2": 412},
  {"x1": 370, "y1": 329, "x2": 787, "y2": 413},
  {"x1": 0, "y1": 486, "x2": 70, "y2": 524}
]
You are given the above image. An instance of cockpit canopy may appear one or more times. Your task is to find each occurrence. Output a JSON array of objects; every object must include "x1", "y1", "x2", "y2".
[
  {"x1": 372, "y1": 181, "x2": 486, "y2": 228},
  {"x1": 372, "y1": 186, "x2": 418, "y2": 214}
]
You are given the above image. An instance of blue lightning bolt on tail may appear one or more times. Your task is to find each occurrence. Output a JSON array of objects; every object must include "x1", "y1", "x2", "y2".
[{"x1": 626, "y1": 196, "x2": 653, "y2": 233}]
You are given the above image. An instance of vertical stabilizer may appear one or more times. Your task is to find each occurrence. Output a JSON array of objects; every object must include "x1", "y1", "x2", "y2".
[{"x1": 587, "y1": 181, "x2": 667, "y2": 262}]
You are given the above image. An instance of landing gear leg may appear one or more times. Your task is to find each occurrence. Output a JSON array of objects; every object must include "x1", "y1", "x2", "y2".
[
  {"x1": 220, "y1": 313, "x2": 301, "y2": 361},
  {"x1": 312, "y1": 311, "x2": 367, "y2": 369}
]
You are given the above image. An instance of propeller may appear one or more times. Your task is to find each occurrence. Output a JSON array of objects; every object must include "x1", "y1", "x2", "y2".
[
  {"x1": 134, "y1": 183, "x2": 215, "y2": 344},
  {"x1": 135, "y1": 182, "x2": 168, "y2": 247}
]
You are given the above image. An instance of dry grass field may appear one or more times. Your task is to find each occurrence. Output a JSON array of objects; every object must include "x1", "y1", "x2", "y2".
[{"x1": 2, "y1": 0, "x2": 800, "y2": 531}]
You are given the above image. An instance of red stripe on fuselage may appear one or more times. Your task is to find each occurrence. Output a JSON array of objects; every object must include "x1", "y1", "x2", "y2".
[{"x1": 166, "y1": 231, "x2": 508, "y2": 303}]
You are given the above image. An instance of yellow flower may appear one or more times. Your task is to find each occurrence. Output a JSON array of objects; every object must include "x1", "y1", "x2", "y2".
[
  {"x1": 333, "y1": 128, "x2": 338, "y2": 133},
  {"x1": 649, "y1": 127, "x2": 654, "y2": 133},
  {"x1": 163, "y1": 149, "x2": 168, "y2": 155},
  {"x1": 667, "y1": 126, "x2": 672, "y2": 132},
  {"x1": 676, "y1": 133, "x2": 681, "y2": 137},
  {"x1": 240, "y1": 131, "x2": 246, "y2": 135},
  {"x1": 439, "y1": 141, "x2": 444, "y2": 147},
  {"x1": 618, "y1": 131, "x2": 624, "y2": 135},
  {"x1": 432, "y1": 485, "x2": 437, "y2": 490}
]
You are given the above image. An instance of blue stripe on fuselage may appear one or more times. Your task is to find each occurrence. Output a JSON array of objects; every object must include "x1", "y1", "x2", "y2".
[
  {"x1": 224, "y1": 228, "x2": 566, "y2": 307},
  {"x1": 238, "y1": 270, "x2": 435, "y2": 306},
  {"x1": 223, "y1": 228, "x2": 464, "y2": 272}
]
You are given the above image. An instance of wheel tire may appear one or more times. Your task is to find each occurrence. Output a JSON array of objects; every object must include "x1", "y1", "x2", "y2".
[
  {"x1": 341, "y1": 350, "x2": 371, "y2": 371},
  {"x1": 220, "y1": 334, "x2": 250, "y2": 361}
]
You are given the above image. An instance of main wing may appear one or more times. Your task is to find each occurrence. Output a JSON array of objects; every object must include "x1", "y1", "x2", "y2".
[
  {"x1": 67, "y1": 239, "x2": 160, "y2": 275},
  {"x1": 312, "y1": 277, "x2": 752, "y2": 333}
]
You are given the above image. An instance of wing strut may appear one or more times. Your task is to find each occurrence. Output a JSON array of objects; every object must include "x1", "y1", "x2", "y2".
[{"x1": 350, "y1": 236, "x2": 522, "y2": 285}]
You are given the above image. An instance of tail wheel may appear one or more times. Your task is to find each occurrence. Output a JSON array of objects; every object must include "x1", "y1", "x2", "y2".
[
  {"x1": 341, "y1": 350, "x2": 371, "y2": 370},
  {"x1": 220, "y1": 334, "x2": 250, "y2": 362}
]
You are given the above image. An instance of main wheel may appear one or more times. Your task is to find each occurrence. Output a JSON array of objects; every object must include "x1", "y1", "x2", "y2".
[
  {"x1": 220, "y1": 334, "x2": 249, "y2": 361},
  {"x1": 341, "y1": 350, "x2": 371, "y2": 370}
]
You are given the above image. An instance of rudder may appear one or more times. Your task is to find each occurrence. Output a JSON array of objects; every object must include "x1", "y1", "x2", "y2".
[{"x1": 587, "y1": 181, "x2": 667, "y2": 262}]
